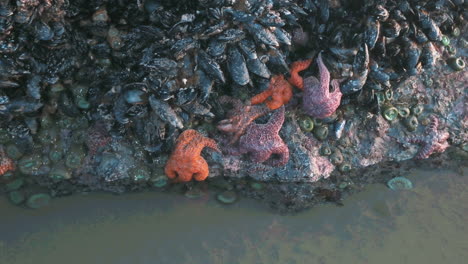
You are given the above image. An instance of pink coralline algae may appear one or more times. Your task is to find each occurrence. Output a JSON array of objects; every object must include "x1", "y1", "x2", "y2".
[
  {"x1": 402, "y1": 115, "x2": 450, "y2": 159},
  {"x1": 301, "y1": 53, "x2": 342, "y2": 119},
  {"x1": 227, "y1": 106, "x2": 289, "y2": 166}
]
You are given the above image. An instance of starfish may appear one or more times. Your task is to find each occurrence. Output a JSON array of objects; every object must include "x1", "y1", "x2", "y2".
[
  {"x1": 288, "y1": 58, "x2": 313, "y2": 90},
  {"x1": 250, "y1": 75, "x2": 293, "y2": 110},
  {"x1": 300, "y1": 53, "x2": 343, "y2": 119},
  {"x1": 165, "y1": 129, "x2": 220, "y2": 182},
  {"x1": 228, "y1": 106, "x2": 289, "y2": 166},
  {"x1": 401, "y1": 115, "x2": 450, "y2": 159},
  {"x1": 0, "y1": 146, "x2": 15, "y2": 176},
  {"x1": 250, "y1": 59, "x2": 312, "y2": 110},
  {"x1": 217, "y1": 96, "x2": 270, "y2": 144}
]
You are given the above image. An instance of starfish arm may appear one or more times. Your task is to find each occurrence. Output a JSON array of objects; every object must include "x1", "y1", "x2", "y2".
[
  {"x1": 405, "y1": 135, "x2": 424, "y2": 144},
  {"x1": 317, "y1": 53, "x2": 331, "y2": 98},
  {"x1": 266, "y1": 106, "x2": 285, "y2": 133},
  {"x1": 251, "y1": 89, "x2": 273, "y2": 105},
  {"x1": 269, "y1": 145, "x2": 289, "y2": 167},
  {"x1": 202, "y1": 137, "x2": 221, "y2": 152},
  {"x1": 416, "y1": 142, "x2": 435, "y2": 159},
  {"x1": 164, "y1": 164, "x2": 177, "y2": 179},
  {"x1": 176, "y1": 129, "x2": 199, "y2": 146},
  {"x1": 193, "y1": 158, "x2": 210, "y2": 181},
  {"x1": 288, "y1": 59, "x2": 313, "y2": 90},
  {"x1": 251, "y1": 150, "x2": 272, "y2": 164}
]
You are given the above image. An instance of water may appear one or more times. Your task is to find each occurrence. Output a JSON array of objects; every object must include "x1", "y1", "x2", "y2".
[{"x1": 1, "y1": 167, "x2": 467, "y2": 264}]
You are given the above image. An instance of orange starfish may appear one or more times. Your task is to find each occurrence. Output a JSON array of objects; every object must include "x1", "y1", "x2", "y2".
[
  {"x1": 0, "y1": 147, "x2": 15, "y2": 176},
  {"x1": 250, "y1": 75, "x2": 293, "y2": 110},
  {"x1": 250, "y1": 59, "x2": 312, "y2": 110},
  {"x1": 288, "y1": 58, "x2": 313, "y2": 90},
  {"x1": 165, "y1": 129, "x2": 220, "y2": 182}
]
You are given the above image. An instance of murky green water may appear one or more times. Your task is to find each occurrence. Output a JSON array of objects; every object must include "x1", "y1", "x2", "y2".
[{"x1": 1, "y1": 167, "x2": 467, "y2": 264}]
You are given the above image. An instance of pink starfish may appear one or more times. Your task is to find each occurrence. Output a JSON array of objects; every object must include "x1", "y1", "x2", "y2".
[
  {"x1": 227, "y1": 106, "x2": 289, "y2": 166},
  {"x1": 301, "y1": 53, "x2": 342, "y2": 119},
  {"x1": 402, "y1": 115, "x2": 450, "y2": 159}
]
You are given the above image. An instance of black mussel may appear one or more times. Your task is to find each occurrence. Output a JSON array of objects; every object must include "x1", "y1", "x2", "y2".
[
  {"x1": 0, "y1": 80, "x2": 20, "y2": 88},
  {"x1": 196, "y1": 69, "x2": 213, "y2": 103},
  {"x1": 198, "y1": 50, "x2": 225, "y2": 83},
  {"x1": 318, "y1": 0, "x2": 330, "y2": 22},
  {"x1": 245, "y1": 23, "x2": 279, "y2": 47},
  {"x1": 26, "y1": 75, "x2": 41, "y2": 100},
  {"x1": 266, "y1": 48, "x2": 289, "y2": 75},
  {"x1": 273, "y1": 27, "x2": 292, "y2": 46},
  {"x1": 421, "y1": 42, "x2": 439, "y2": 69},
  {"x1": 399, "y1": 21, "x2": 410, "y2": 36},
  {"x1": 259, "y1": 13, "x2": 285, "y2": 27},
  {"x1": 341, "y1": 43, "x2": 369, "y2": 95},
  {"x1": 199, "y1": 20, "x2": 228, "y2": 39},
  {"x1": 171, "y1": 38, "x2": 199, "y2": 60},
  {"x1": 398, "y1": 1, "x2": 414, "y2": 15},
  {"x1": 414, "y1": 27, "x2": 429, "y2": 44},
  {"x1": 369, "y1": 61, "x2": 391, "y2": 87},
  {"x1": 148, "y1": 95, "x2": 183, "y2": 129},
  {"x1": 124, "y1": 89, "x2": 147, "y2": 104},
  {"x1": 383, "y1": 19, "x2": 401, "y2": 38},
  {"x1": 58, "y1": 92, "x2": 80, "y2": 118},
  {"x1": 217, "y1": 29, "x2": 246, "y2": 43},
  {"x1": 417, "y1": 9, "x2": 442, "y2": 41},
  {"x1": 113, "y1": 96, "x2": 130, "y2": 124},
  {"x1": 34, "y1": 21, "x2": 54, "y2": 41},
  {"x1": 180, "y1": 101, "x2": 214, "y2": 118},
  {"x1": 374, "y1": 5, "x2": 389, "y2": 22},
  {"x1": 238, "y1": 38, "x2": 257, "y2": 60},
  {"x1": 0, "y1": 94, "x2": 9, "y2": 104},
  {"x1": 329, "y1": 47, "x2": 358, "y2": 61},
  {"x1": 3, "y1": 98, "x2": 43, "y2": 114},
  {"x1": 176, "y1": 88, "x2": 197, "y2": 106},
  {"x1": 224, "y1": 8, "x2": 255, "y2": 23},
  {"x1": 247, "y1": 58, "x2": 271, "y2": 79},
  {"x1": 353, "y1": 43, "x2": 370, "y2": 75},
  {"x1": 207, "y1": 39, "x2": 226, "y2": 58},
  {"x1": 363, "y1": 17, "x2": 380, "y2": 50},
  {"x1": 227, "y1": 45, "x2": 250, "y2": 86},
  {"x1": 403, "y1": 39, "x2": 421, "y2": 76},
  {"x1": 392, "y1": 9, "x2": 407, "y2": 21},
  {"x1": 141, "y1": 57, "x2": 178, "y2": 78},
  {"x1": 126, "y1": 104, "x2": 148, "y2": 118},
  {"x1": 386, "y1": 42, "x2": 401, "y2": 57}
]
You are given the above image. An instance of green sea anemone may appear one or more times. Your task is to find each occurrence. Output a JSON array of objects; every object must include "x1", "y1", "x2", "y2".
[
  {"x1": 151, "y1": 175, "x2": 168, "y2": 188},
  {"x1": 9, "y1": 191, "x2": 25, "y2": 205},
  {"x1": 338, "y1": 163, "x2": 352, "y2": 173},
  {"x1": 448, "y1": 57, "x2": 465, "y2": 71},
  {"x1": 216, "y1": 191, "x2": 238, "y2": 204},
  {"x1": 320, "y1": 145, "x2": 332, "y2": 156},
  {"x1": 298, "y1": 115, "x2": 314, "y2": 132},
  {"x1": 404, "y1": 116, "x2": 419, "y2": 132},
  {"x1": 313, "y1": 125, "x2": 329, "y2": 141},
  {"x1": 330, "y1": 150, "x2": 344, "y2": 165},
  {"x1": 411, "y1": 104, "x2": 424, "y2": 116},
  {"x1": 387, "y1": 177, "x2": 413, "y2": 190},
  {"x1": 382, "y1": 105, "x2": 399, "y2": 121},
  {"x1": 441, "y1": 35, "x2": 450, "y2": 46},
  {"x1": 397, "y1": 107, "x2": 411, "y2": 118},
  {"x1": 26, "y1": 193, "x2": 52, "y2": 209}
]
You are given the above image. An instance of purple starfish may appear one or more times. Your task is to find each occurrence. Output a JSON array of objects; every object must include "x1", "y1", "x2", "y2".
[
  {"x1": 302, "y1": 53, "x2": 342, "y2": 119},
  {"x1": 402, "y1": 115, "x2": 450, "y2": 159},
  {"x1": 227, "y1": 106, "x2": 289, "y2": 166}
]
